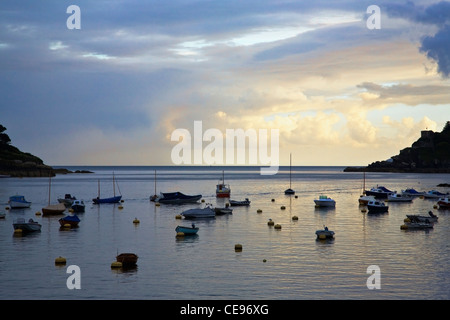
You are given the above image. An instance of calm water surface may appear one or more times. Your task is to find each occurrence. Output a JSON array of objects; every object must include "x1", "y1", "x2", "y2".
[{"x1": 0, "y1": 166, "x2": 449, "y2": 300}]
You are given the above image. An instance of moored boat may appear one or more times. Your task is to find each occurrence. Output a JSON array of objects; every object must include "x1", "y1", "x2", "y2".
[
  {"x1": 401, "y1": 188, "x2": 425, "y2": 197},
  {"x1": 175, "y1": 224, "x2": 199, "y2": 235},
  {"x1": 284, "y1": 153, "x2": 295, "y2": 195},
  {"x1": 13, "y1": 218, "x2": 41, "y2": 233},
  {"x1": 423, "y1": 190, "x2": 449, "y2": 199},
  {"x1": 314, "y1": 195, "x2": 336, "y2": 207},
  {"x1": 42, "y1": 177, "x2": 66, "y2": 216},
  {"x1": 116, "y1": 253, "x2": 138, "y2": 267},
  {"x1": 216, "y1": 171, "x2": 231, "y2": 198},
  {"x1": 71, "y1": 199, "x2": 85, "y2": 212},
  {"x1": 180, "y1": 206, "x2": 215, "y2": 219},
  {"x1": 358, "y1": 195, "x2": 375, "y2": 205},
  {"x1": 93, "y1": 174, "x2": 122, "y2": 204},
  {"x1": 58, "y1": 194, "x2": 77, "y2": 207},
  {"x1": 59, "y1": 214, "x2": 80, "y2": 228},
  {"x1": 315, "y1": 226, "x2": 335, "y2": 239},
  {"x1": 365, "y1": 186, "x2": 394, "y2": 199},
  {"x1": 406, "y1": 211, "x2": 438, "y2": 223},
  {"x1": 8, "y1": 195, "x2": 31, "y2": 209},
  {"x1": 387, "y1": 193, "x2": 413, "y2": 202},
  {"x1": 367, "y1": 200, "x2": 388, "y2": 213},
  {"x1": 229, "y1": 198, "x2": 251, "y2": 206},
  {"x1": 157, "y1": 192, "x2": 202, "y2": 204},
  {"x1": 401, "y1": 215, "x2": 434, "y2": 230},
  {"x1": 437, "y1": 197, "x2": 450, "y2": 209},
  {"x1": 214, "y1": 207, "x2": 233, "y2": 215}
]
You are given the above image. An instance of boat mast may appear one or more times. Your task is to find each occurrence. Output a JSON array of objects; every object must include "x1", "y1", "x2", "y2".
[
  {"x1": 113, "y1": 172, "x2": 116, "y2": 197},
  {"x1": 289, "y1": 153, "x2": 292, "y2": 188},
  {"x1": 97, "y1": 179, "x2": 100, "y2": 198},
  {"x1": 48, "y1": 176, "x2": 51, "y2": 205}
]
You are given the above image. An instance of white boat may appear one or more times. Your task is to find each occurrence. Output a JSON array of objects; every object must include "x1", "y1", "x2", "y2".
[
  {"x1": 423, "y1": 190, "x2": 449, "y2": 199},
  {"x1": 71, "y1": 199, "x2": 86, "y2": 212},
  {"x1": 314, "y1": 195, "x2": 336, "y2": 207},
  {"x1": 229, "y1": 198, "x2": 251, "y2": 206},
  {"x1": 358, "y1": 195, "x2": 375, "y2": 205},
  {"x1": 315, "y1": 226, "x2": 335, "y2": 239},
  {"x1": 406, "y1": 211, "x2": 438, "y2": 223},
  {"x1": 8, "y1": 195, "x2": 31, "y2": 208},
  {"x1": 13, "y1": 218, "x2": 42, "y2": 233},
  {"x1": 216, "y1": 170, "x2": 231, "y2": 198},
  {"x1": 387, "y1": 193, "x2": 413, "y2": 202},
  {"x1": 180, "y1": 206, "x2": 215, "y2": 219},
  {"x1": 437, "y1": 197, "x2": 450, "y2": 209},
  {"x1": 57, "y1": 194, "x2": 77, "y2": 207},
  {"x1": 367, "y1": 200, "x2": 388, "y2": 213}
]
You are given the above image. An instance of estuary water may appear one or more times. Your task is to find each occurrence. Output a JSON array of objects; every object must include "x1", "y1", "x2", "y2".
[{"x1": 0, "y1": 166, "x2": 449, "y2": 300}]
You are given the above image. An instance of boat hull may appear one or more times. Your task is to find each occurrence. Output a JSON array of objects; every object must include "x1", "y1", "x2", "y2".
[
  {"x1": 181, "y1": 207, "x2": 215, "y2": 219},
  {"x1": 437, "y1": 198, "x2": 450, "y2": 208},
  {"x1": 229, "y1": 199, "x2": 251, "y2": 206},
  {"x1": 175, "y1": 225, "x2": 199, "y2": 235},
  {"x1": 8, "y1": 196, "x2": 31, "y2": 209},
  {"x1": 116, "y1": 253, "x2": 138, "y2": 267},
  {"x1": 42, "y1": 203, "x2": 66, "y2": 216},
  {"x1": 13, "y1": 218, "x2": 41, "y2": 233},
  {"x1": 158, "y1": 192, "x2": 202, "y2": 204},
  {"x1": 93, "y1": 195, "x2": 122, "y2": 204},
  {"x1": 314, "y1": 200, "x2": 336, "y2": 207},
  {"x1": 214, "y1": 207, "x2": 233, "y2": 215},
  {"x1": 315, "y1": 230, "x2": 335, "y2": 239},
  {"x1": 59, "y1": 215, "x2": 80, "y2": 227},
  {"x1": 284, "y1": 188, "x2": 295, "y2": 195}
]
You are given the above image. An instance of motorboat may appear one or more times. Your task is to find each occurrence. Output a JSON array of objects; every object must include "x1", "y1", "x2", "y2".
[
  {"x1": 406, "y1": 211, "x2": 438, "y2": 223},
  {"x1": 387, "y1": 193, "x2": 413, "y2": 202},
  {"x1": 157, "y1": 192, "x2": 202, "y2": 204},
  {"x1": 175, "y1": 224, "x2": 199, "y2": 235},
  {"x1": 365, "y1": 186, "x2": 394, "y2": 198},
  {"x1": 423, "y1": 190, "x2": 449, "y2": 199},
  {"x1": 216, "y1": 170, "x2": 231, "y2": 198},
  {"x1": 401, "y1": 188, "x2": 425, "y2": 197},
  {"x1": 229, "y1": 198, "x2": 251, "y2": 206},
  {"x1": 314, "y1": 195, "x2": 336, "y2": 207},
  {"x1": 71, "y1": 199, "x2": 85, "y2": 212},
  {"x1": 401, "y1": 216, "x2": 434, "y2": 230},
  {"x1": 8, "y1": 195, "x2": 31, "y2": 209},
  {"x1": 367, "y1": 200, "x2": 388, "y2": 213},
  {"x1": 315, "y1": 226, "x2": 335, "y2": 239},
  {"x1": 59, "y1": 214, "x2": 80, "y2": 228},
  {"x1": 180, "y1": 206, "x2": 215, "y2": 219},
  {"x1": 214, "y1": 207, "x2": 233, "y2": 215},
  {"x1": 13, "y1": 218, "x2": 41, "y2": 233},
  {"x1": 358, "y1": 195, "x2": 375, "y2": 205},
  {"x1": 58, "y1": 194, "x2": 77, "y2": 207},
  {"x1": 437, "y1": 197, "x2": 450, "y2": 209}
]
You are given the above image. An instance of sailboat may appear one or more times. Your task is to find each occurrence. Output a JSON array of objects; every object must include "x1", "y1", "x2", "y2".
[
  {"x1": 150, "y1": 170, "x2": 158, "y2": 202},
  {"x1": 358, "y1": 171, "x2": 375, "y2": 205},
  {"x1": 92, "y1": 173, "x2": 122, "y2": 204},
  {"x1": 216, "y1": 170, "x2": 231, "y2": 198},
  {"x1": 284, "y1": 153, "x2": 295, "y2": 195},
  {"x1": 42, "y1": 177, "x2": 66, "y2": 216}
]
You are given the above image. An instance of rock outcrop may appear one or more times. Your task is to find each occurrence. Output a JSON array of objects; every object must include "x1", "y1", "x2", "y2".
[{"x1": 344, "y1": 121, "x2": 450, "y2": 173}]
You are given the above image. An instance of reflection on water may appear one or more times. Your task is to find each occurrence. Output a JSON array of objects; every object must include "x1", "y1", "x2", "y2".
[{"x1": 0, "y1": 166, "x2": 449, "y2": 299}]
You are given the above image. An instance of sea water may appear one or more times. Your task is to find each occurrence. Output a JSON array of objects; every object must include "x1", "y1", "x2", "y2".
[{"x1": 0, "y1": 166, "x2": 449, "y2": 300}]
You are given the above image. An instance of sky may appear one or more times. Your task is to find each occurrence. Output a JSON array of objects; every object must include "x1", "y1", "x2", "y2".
[{"x1": 1, "y1": 0, "x2": 449, "y2": 167}]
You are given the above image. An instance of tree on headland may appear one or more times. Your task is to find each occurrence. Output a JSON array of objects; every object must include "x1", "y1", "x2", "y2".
[{"x1": 0, "y1": 124, "x2": 11, "y2": 145}]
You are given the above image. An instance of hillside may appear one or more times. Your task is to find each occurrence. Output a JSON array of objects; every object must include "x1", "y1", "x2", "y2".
[
  {"x1": 344, "y1": 121, "x2": 450, "y2": 173},
  {"x1": 0, "y1": 124, "x2": 71, "y2": 177}
]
